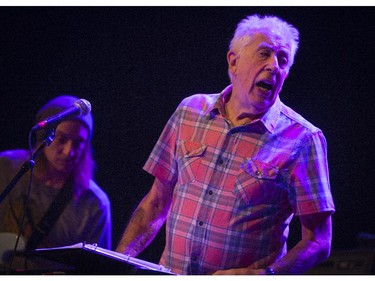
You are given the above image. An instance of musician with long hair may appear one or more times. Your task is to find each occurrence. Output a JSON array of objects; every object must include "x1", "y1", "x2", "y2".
[{"x1": 0, "y1": 95, "x2": 111, "y2": 255}]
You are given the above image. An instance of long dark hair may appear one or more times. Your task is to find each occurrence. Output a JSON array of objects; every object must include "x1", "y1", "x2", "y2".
[
  {"x1": 33, "y1": 95, "x2": 94, "y2": 199},
  {"x1": 33, "y1": 124, "x2": 95, "y2": 199}
]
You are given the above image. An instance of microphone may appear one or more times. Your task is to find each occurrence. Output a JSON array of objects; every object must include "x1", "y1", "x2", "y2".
[{"x1": 31, "y1": 99, "x2": 91, "y2": 131}]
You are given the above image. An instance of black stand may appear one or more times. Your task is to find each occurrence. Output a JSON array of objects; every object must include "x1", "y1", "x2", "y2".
[
  {"x1": 32, "y1": 243, "x2": 175, "y2": 275},
  {"x1": 0, "y1": 129, "x2": 55, "y2": 204}
]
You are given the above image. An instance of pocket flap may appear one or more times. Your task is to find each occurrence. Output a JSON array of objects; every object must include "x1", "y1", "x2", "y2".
[
  {"x1": 181, "y1": 141, "x2": 207, "y2": 158},
  {"x1": 240, "y1": 159, "x2": 279, "y2": 180}
]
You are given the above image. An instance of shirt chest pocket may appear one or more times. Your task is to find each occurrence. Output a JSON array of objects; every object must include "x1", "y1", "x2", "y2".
[
  {"x1": 233, "y1": 158, "x2": 282, "y2": 206},
  {"x1": 177, "y1": 140, "x2": 207, "y2": 185}
]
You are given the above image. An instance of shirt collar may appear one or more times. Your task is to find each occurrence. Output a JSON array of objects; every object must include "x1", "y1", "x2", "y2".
[{"x1": 209, "y1": 84, "x2": 281, "y2": 134}]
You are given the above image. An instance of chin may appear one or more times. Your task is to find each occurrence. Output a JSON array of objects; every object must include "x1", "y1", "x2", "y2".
[
  {"x1": 55, "y1": 166, "x2": 74, "y2": 174},
  {"x1": 254, "y1": 100, "x2": 273, "y2": 112}
]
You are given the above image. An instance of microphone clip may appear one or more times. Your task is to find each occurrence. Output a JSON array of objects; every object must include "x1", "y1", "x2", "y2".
[{"x1": 43, "y1": 128, "x2": 56, "y2": 147}]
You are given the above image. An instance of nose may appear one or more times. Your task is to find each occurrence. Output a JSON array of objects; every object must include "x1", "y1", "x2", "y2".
[
  {"x1": 62, "y1": 141, "x2": 75, "y2": 157},
  {"x1": 265, "y1": 55, "x2": 280, "y2": 74}
]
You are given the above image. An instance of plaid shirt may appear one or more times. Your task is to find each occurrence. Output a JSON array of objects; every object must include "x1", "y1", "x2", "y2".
[{"x1": 143, "y1": 85, "x2": 335, "y2": 275}]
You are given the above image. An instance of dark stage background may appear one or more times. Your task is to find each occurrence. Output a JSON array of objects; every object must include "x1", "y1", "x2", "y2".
[{"x1": 0, "y1": 6, "x2": 374, "y2": 265}]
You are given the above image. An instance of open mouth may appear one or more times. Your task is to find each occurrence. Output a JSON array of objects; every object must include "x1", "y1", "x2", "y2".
[{"x1": 256, "y1": 81, "x2": 273, "y2": 92}]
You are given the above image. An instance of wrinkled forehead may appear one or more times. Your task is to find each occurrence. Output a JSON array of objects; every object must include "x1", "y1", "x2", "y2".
[{"x1": 254, "y1": 29, "x2": 293, "y2": 52}]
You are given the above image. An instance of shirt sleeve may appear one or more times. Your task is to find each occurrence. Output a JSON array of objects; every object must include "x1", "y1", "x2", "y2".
[
  {"x1": 289, "y1": 130, "x2": 335, "y2": 216},
  {"x1": 84, "y1": 182, "x2": 112, "y2": 250},
  {"x1": 143, "y1": 107, "x2": 180, "y2": 185}
]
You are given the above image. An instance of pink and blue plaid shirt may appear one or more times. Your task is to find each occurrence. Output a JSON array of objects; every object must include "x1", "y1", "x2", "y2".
[{"x1": 143, "y1": 85, "x2": 335, "y2": 275}]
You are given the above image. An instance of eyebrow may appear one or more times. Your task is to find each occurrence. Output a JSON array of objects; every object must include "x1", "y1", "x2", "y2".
[
  {"x1": 257, "y1": 42, "x2": 275, "y2": 51},
  {"x1": 257, "y1": 42, "x2": 290, "y2": 57},
  {"x1": 55, "y1": 132, "x2": 87, "y2": 142}
]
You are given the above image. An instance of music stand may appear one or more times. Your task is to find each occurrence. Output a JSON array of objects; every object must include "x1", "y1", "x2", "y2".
[{"x1": 31, "y1": 242, "x2": 174, "y2": 275}]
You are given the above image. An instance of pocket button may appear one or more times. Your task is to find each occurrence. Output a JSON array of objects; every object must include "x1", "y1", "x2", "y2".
[{"x1": 255, "y1": 170, "x2": 262, "y2": 178}]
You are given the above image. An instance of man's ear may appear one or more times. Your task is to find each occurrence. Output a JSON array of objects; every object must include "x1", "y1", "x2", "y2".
[{"x1": 227, "y1": 51, "x2": 237, "y2": 75}]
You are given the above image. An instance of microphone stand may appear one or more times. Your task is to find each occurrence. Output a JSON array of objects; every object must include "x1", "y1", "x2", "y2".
[{"x1": 0, "y1": 129, "x2": 55, "y2": 204}]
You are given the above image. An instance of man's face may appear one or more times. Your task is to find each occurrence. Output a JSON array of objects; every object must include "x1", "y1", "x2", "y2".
[
  {"x1": 228, "y1": 32, "x2": 292, "y2": 116},
  {"x1": 43, "y1": 120, "x2": 89, "y2": 175}
]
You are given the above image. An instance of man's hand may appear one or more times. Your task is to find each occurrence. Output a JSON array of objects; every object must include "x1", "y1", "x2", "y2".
[{"x1": 213, "y1": 267, "x2": 264, "y2": 275}]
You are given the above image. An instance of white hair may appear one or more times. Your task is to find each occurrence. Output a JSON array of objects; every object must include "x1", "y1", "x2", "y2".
[{"x1": 229, "y1": 14, "x2": 300, "y2": 63}]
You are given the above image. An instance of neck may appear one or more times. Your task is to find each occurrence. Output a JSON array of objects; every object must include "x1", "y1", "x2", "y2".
[
  {"x1": 35, "y1": 167, "x2": 70, "y2": 189},
  {"x1": 224, "y1": 98, "x2": 263, "y2": 127}
]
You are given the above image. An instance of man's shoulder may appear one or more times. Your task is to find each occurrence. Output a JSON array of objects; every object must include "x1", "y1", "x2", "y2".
[
  {"x1": 85, "y1": 180, "x2": 111, "y2": 207},
  {"x1": 179, "y1": 92, "x2": 220, "y2": 109},
  {"x1": 0, "y1": 149, "x2": 29, "y2": 167},
  {"x1": 280, "y1": 102, "x2": 322, "y2": 134}
]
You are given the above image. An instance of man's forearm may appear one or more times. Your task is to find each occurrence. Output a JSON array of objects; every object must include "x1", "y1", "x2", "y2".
[
  {"x1": 116, "y1": 206, "x2": 165, "y2": 256},
  {"x1": 116, "y1": 177, "x2": 173, "y2": 257},
  {"x1": 116, "y1": 207, "x2": 147, "y2": 256},
  {"x1": 213, "y1": 238, "x2": 330, "y2": 275},
  {"x1": 265, "y1": 237, "x2": 331, "y2": 274}
]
